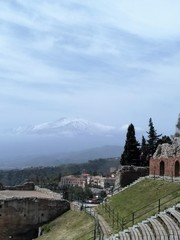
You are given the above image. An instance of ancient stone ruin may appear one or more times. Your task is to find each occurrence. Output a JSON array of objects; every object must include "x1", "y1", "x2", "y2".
[
  {"x1": 0, "y1": 181, "x2": 70, "y2": 240},
  {"x1": 149, "y1": 115, "x2": 180, "y2": 178},
  {"x1": 115, "y1": 165, "x2": 149, "y2": 188}
]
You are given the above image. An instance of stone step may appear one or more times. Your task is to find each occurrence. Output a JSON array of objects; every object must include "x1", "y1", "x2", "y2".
[
  {"x1": 157, "y1": 213, "x2": 180, "y2": 240},
  {"x1": 148, "y1": 217, "x2": 168, "y2": 240},
  {"x1": 166, "y1": 208, "x2": 180, "y2": 225},
  {"x1": 127, "y1": 226, "x2": 140, "y2": 240},
  {"x1": 119, "y1": 230, "x2": 131, "y2": 240},
  {"x1": 138, "y1": 222, "x2": 155, "y2": 240},
  {"x1": 130, "y1": 226, "x2": 142, "y2": 240},
  {"x1": 105, "y1": 197, "x2": 180, "y2": 240},
  {"x1": 175, "y1": 203, "x2": 180, "y2": 212},
  {"x1": 118, "y1": 231, "x2": 126, "y2": 240}
]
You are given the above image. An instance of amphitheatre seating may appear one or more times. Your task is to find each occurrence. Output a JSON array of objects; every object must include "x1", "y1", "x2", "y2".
[
  {"x1": 167, "y1": 207, "x2": 180, "y2": 224},
  {"x1": 148, "y1": 217, "x2": 168, "y2": 240},
  {"x1": 118, "y1": 230, "x2": 131, "y2": 240},
  {"x1": 138, "y1": 221, "x2": 155, "y2": 240},
  {"x1": 106, "y1": 204, "x2": 180, "y2": 240},
  {"x1": 128, "y1": 226, "x2": 142, "y2": 239},
  {"x1": 157, "y1": 213, "x2": 180, "y2": 239}
]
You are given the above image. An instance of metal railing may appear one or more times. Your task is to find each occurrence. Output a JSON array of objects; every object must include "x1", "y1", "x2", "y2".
[
  {"x1": 83, "y1": 206, "x2": 104, "y2": 240},
  {"x1": 101, "y1": 203, "x2": 122, "y2": 230},
  {"x1": 101, "y1": 188, "x2": 180, "y2": 231}
]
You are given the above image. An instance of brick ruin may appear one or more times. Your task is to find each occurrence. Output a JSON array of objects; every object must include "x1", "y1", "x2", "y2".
[
  {"x1": 149, "y1": 139, "x2": 180, "y2": 178},
  {"x1": 115, "y1": 115, "x2": 180, "y2": 186},
  {"x1": 0, "y1": 182, "x2": 70, "y2": 240},
  {"x1": 149, "y1": 156, "x2": 180, "y2": 177},
  {"x1": 149, "y1": 114, "x2": 180, "y2": 178}
]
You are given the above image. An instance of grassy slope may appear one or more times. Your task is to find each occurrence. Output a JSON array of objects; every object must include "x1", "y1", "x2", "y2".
[
  {"x1": 97, "y1": 178, "x2": 180, "y2": 231},
  {"x1": 37, "y1": 179, "x2": 180, "y2": 238},
  {"x1": 36, "y1": 210, "x2": 95, "y2": 240}
]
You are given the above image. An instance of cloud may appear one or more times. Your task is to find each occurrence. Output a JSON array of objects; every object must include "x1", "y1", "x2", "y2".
[
  {"x1": 0, "y1": 0, "x2": 180, "y2": 137},
  {"x1": 120, "y1": 124, "x2": 143, "y2": 132}
]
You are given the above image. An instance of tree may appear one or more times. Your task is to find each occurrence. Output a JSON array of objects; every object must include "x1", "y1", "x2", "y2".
[
  {"x1": 156, "y1": 135, "x2": 172, "y2": 145},
  {"x1": 147, "y1": 118, "x2": 161, "y2": 156},
  {"x1": 120, "y1": 123, "x2": 140, "y2": 166},
  {"x1": 139, "y1": 135, "x2": 149, "y2": 166}
]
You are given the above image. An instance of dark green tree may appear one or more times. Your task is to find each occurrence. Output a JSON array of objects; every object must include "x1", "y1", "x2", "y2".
[
  {"x1": 147, "y1": 118, "x2": 161, "y2": 156},
  {"x1": 141, "y1": 136, "x2": 147, "y2": 152},
  {"x1": 139, "y1": 135, "x2": 149, "y2": 166},
  {"x1": 156, "y1": 135, "x2": 172, "y2": 145},
  {"x1": 120, "y1": 123, "x2": 140, "y2": 166},
  {"x1": 65, "y1": 186, "x2": 93, "y2": 202}
]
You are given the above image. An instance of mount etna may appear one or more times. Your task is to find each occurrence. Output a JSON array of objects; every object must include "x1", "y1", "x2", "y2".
[{"x1": 0, "y1": 118, "x2": 126, "y2": 168}]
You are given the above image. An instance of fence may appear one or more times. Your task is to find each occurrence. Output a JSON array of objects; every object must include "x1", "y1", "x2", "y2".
[
  {"x1": 101, "y1": 188, "x2": 180, "y2": 231},
  {"x1": 101, "y1": 203, "x2": 122, "y2": 231},
  {"x1": 83, "y1": 206, "x2": 104, "y2": 240}
]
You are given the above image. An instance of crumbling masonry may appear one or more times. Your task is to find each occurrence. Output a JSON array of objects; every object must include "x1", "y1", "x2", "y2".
[{"x1": 0, "y1": 182, "x2": 70, "y2": 240}]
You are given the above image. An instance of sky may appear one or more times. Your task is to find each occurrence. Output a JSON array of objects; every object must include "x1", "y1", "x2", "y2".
[{"x1": 1, "y1": 0, "x2": 180, "y2": 138}]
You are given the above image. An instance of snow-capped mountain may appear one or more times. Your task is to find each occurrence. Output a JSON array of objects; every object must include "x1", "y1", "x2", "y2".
[
  {"x1": 0, "y1": 118, "x2": 123, "y2": 167},
  {"x1": 13, "y1": 117, "x2": 119, "y2": 136}
]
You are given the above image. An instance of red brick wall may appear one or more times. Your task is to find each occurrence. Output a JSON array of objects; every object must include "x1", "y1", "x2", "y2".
[{"x1": 149, "y1": 157, "x2": 180, "y2": 177}]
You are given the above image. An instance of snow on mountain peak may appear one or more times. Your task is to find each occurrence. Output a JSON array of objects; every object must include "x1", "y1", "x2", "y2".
[{"x1": 13, "y1": 117, "x2": 118, "y2": 136}]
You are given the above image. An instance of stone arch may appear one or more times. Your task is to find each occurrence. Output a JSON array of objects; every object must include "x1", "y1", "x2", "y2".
[
  {"x1": 159, "y1": 161, "x2": 165, "y2": 176},
  {"x1": 175, "y1": 161, "x2": 180, "y2": 177}
]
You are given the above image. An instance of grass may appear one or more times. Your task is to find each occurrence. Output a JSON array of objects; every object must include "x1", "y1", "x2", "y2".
[
  {"x1": 97, "y1": 178, "x2": 180, "y2": 232},
  {"x1": 36, "y1": 179, "x2": 180, "y2": 237},
  {"x1": 36, "y1": 210, "x2": 95, "y2": 240}
]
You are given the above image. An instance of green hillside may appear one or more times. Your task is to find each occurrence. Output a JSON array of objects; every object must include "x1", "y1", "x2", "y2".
[
  {"x1": 97, "y1": 178, "x2": 180, "y2": 232},
  {"x1": 37, "y1": 178, "x2": 180, "y2": 239},
  {"x1": 36, "y1": 210, "x2": 95, "y2": 240}
]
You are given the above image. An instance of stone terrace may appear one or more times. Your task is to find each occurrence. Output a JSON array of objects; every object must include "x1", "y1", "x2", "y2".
[
  {"x1": 0, "y1": 183, "x2": 69, "y2": 240},
  {"x1": 0, "y1": 181, "x2": 62, "y2": 200},
  {"x1": 0, "y1": 189, "x2": 62, "y2": 200}
]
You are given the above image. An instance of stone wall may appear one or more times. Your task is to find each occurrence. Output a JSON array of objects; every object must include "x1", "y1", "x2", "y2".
[
  {"x1": 0, "y1": 197, "x2": 70, "y2": 240},
  {"x1": 4, "y1": 181, "x2": 35, "y2": 191},
  {"x1": 149, "y1": 136, "x2": 180, "y2": 177},
  {"x1": 149, "y1": 157, "x2": 180, "y2": 177},
  {"x1": 115, "y1": 165, "x2": 149, "y2": 188}
]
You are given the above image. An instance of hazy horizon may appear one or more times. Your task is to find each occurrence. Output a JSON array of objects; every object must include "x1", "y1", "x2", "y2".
[{"x1": 1, "y1": 1, "x2": 180, "y2": 166}]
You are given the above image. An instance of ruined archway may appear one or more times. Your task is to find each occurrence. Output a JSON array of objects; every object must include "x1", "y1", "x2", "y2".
[
  {"x1": 159, "y1": 161, "x2": 165, "y2": 176},
  {"x1": 175, "y1": 161, "x2": 180, "y2": 177}
]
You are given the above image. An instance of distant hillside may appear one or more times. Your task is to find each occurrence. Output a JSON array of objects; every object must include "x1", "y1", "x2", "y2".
[
  {"x1": 0, "y1": 145, "x2": 122, "y2": 169},
  {"x1": 0, "y1": 158, "x2": 120, "y2": 186},
  {"x1": 1, "y1": 117, "x2": 127, "y2": 169},
  {"x1": 25, "y1": 145, "x2": 123, "y2": 167}
]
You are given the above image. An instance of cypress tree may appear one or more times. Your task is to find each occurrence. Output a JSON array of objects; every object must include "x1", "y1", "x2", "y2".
[
  {"x1": 147, "y1": 118, "x2": 161, "y2": 156},
  {"x1": 140, "y1": 135, "x2": 148, "y2": 166},
  {"x1": 141, "y1": 136, "x2": 147, "y2": 152},
  {"x1": 120, "y1": 123, "x2": 140, "y2": 166}
]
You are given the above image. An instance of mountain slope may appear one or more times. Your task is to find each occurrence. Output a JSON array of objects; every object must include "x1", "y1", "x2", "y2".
[
  {"x1": 25, "y1": 145, "x2": 123, "y2": 167},
  {"x1": 13, "y1": 117, "x2": 119, "y2": 136},
  {"x1": 1, "y1": 118, "x2": 125, "y2": 168}
]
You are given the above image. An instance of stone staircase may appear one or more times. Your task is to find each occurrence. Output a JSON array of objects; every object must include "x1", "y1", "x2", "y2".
[{"x1": 106, "y1": 204, "x2": 180, "y2": 240}]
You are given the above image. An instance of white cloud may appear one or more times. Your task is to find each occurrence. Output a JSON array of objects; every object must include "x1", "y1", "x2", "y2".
[
  {"x1": 120, "y1": 124, "x2": 143, "y2": 132},
  {"x1": 0, "y1": 0, "x2": 180, "y2": 137}
]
